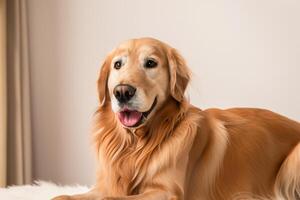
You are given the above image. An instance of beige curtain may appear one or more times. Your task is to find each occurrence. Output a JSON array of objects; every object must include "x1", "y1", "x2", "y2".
[
  {"x1": 0, "y1": 0, "x2": 7, "y2": 187},
  {"x1": 6, "y1": 0, "x2": 32, "y2": 185}
]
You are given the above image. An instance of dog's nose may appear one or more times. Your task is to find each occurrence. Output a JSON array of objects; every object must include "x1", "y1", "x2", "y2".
[{"x1": 113, "y1": 84, "x2": 136, "y2": 103}]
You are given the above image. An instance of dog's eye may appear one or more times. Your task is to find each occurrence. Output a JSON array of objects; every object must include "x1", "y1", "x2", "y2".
[
  {"x1": 144, "y1": 59, "x2": 157, "y2": 68},
  {"x1": 114, "y1": 61, "x2": 122, "y2": 70}
]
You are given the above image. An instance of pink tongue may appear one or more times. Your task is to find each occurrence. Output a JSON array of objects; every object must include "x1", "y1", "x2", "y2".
[{"x1": 117, "y1": 111, "x2": 142, "y2": 127}]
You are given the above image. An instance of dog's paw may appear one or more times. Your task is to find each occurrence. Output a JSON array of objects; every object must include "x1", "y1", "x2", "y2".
[{"x1": 51, "y1": 195, "x2": 71, "y2": 200}]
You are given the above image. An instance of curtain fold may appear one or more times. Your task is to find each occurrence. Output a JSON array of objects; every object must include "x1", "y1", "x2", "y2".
[
  {"x1": 0, "y1": 0, "x2": 7, "y2": 187},
  {"x1": 6, "y1": 0, "x2": 32, "y2": 185}
]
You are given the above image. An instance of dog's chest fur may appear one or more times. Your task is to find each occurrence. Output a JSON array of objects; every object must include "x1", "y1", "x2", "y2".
[{"x1": 97, "y1": 106, "x2": 202, "y2": 197}]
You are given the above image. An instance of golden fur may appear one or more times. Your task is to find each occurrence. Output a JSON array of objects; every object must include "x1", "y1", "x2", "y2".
[{"x1": 53, "y1": 38, "x2": 300, "y2": 200}]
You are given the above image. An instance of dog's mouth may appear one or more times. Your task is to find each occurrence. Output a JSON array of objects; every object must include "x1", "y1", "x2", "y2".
[{"x1": 117, "y1": 97, "x2": 157, "y2": 128}]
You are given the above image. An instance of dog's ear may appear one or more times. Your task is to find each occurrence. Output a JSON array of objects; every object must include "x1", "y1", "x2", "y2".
[
  {"x1": 166, "y1": 47, "x2": 191, "y2": 102},
  {"x1": 97, "y1": 58, "x2": 111, "y2": 107}
]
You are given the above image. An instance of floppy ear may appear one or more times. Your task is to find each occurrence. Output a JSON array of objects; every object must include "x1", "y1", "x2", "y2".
[
  {"x1": 167, "y1": 47, "x2": 191, "y2": 102},
  {"x1": 97, "y1": 59, "x2": 110, "y2": 107}
]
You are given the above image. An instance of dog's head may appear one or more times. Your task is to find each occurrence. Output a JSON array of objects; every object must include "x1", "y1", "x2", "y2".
[{"x1": 98, "y1": 38, "x2": 190, "y2": 129}]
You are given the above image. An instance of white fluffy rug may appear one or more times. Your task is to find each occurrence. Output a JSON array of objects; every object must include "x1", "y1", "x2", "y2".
[{"x1": 0, "y1": 181, "x2": 90, "y2": 200}]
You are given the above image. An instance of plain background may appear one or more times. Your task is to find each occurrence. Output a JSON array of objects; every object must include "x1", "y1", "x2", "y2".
[{"x1": 27, "y1": 0, "x2": 300, "y2": 185}]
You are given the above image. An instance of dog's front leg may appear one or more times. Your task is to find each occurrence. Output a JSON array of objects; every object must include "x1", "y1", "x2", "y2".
[
  {"x1": 52, "y1": 190, "x2": 176, "y2": 200},
  {"x1": 51, "y1": 189, "x2": 104, "y2": 200},
  {"x1": 102, "y1": 190, "x2": 178, "y2": 200}
]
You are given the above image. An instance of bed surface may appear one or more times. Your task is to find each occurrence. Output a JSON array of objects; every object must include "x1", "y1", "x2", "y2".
[{"x1": 0, "y1": 181, "x2": 90, "y2": 200}]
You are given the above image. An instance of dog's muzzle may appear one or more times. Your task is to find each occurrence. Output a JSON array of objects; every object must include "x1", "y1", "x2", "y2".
[{"x1": 117, "y1": 97, "x2": 157, "y2": 128}]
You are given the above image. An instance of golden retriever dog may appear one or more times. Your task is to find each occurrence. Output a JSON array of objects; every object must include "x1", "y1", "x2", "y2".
[{"x1": 53, "y1": 38, "x2": 300, "y2": 200}]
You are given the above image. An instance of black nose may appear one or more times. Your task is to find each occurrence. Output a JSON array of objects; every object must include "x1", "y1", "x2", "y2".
[{"x1": 113, "y1": 84, "x2": 136, "y2": 103}]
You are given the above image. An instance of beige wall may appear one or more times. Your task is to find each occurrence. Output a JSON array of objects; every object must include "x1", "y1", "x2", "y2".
[{"x1": 27, "y1": 0, "x2": 300, "y2": 185}]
